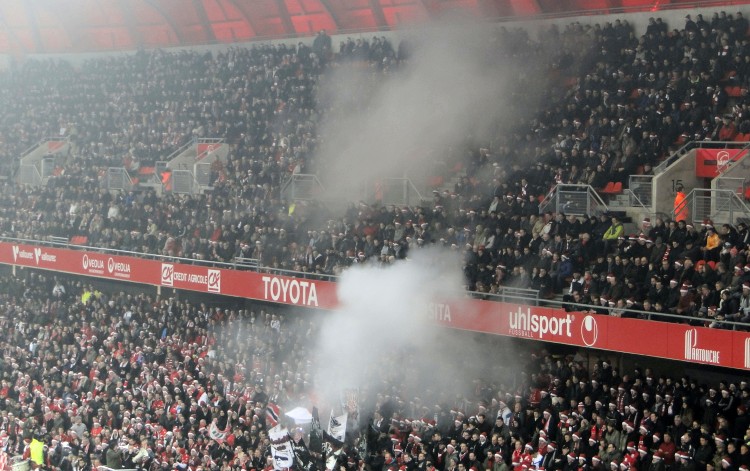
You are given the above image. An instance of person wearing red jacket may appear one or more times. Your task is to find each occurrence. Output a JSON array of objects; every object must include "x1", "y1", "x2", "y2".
[{"x1": 657, "y1": 433, "x2": 676, "y2": 466}]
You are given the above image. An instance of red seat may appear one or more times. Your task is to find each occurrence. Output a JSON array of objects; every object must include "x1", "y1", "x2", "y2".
[
  {"x1": 708, "y1": 261, "x2": 717, "y2": 270},
  {"x1": 599, "y1": 182, "x2": 614, "y2": 194},
  {"x1": 735, "y1": 133, "x2": 746, "y2": 142},
  {"x1": 70, "y1": 236, "x2": 89, "y2": 245},
  {"x1": 612, "y1": 182, "x2": 623, "y2": 194},
  {"x1": 726, "y1": 85, "x2": 743, "y2": 97}
]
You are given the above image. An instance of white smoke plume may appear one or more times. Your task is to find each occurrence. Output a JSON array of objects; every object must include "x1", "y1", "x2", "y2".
[
  {"x1": 313, "y1": 19, "x2": 542, "y2": 203},
  {"x1": 311, "y1": 248, "x2": 514, "y2": 416}
]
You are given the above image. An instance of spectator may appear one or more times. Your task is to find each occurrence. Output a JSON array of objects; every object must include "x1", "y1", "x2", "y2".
[{"x1": 674, "y1": 184, "x2": 689, "y2": 223}]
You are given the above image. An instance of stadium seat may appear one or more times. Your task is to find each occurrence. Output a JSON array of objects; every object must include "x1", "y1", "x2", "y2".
[
  {"x1": 600, "y1": 182, "x2": 616, "y2": 194},
  {"x1": 726, "y1": 85, "x2": 743, "y2": 97},
  {"x1": 70, "y1": 235, "x2": 89, "y2": 245}
]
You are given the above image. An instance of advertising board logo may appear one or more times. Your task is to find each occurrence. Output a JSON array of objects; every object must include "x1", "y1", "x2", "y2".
[
  {"x1": 261, "y1": 275, "x2": 319, "y2": 306},
  {"x1": 81, "y1": 254, "x2": 104, "y2": 272},
  {"x1": 508, "y1": 306, "x2": 573, "y2": 339},
  {"x1": 34, "y1": 248, "x2": 41, "y2": 264},
  {"x1": 105, "y1": 257, "x2": 131, "y2": 277},
  {"x1": 161, "y1": 263, "x2": 174, "y2": 287},
  {"x1": 684, "y1": 328, "x2": 720, "y2": 364},
  {"x1": 11, "y1": 245, "x2": 36, "y2": 264},
  {"x1": 580, "y1": 315, "x2": 599, "y2": 347},
  {"x1": 207, "y1": 269, "x2": 221, "y2": 293},
  {"x1": 717, "y1": 150, "x2": 731, "y2": 174},
  {"x1": 745, "y1": 337, "x2": 750, "y2": 369}
]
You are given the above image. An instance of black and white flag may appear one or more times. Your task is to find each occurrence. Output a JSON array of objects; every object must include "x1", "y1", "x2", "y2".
[{"x1": 269, "y1": 425, "x2": 295, "y2": 470}]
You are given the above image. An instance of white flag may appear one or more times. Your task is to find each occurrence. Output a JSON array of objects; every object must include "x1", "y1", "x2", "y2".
[
  {"x1": 327, "y1": 411, "x2": 347, "y2": 443},
  {"x1": 269, "y1": 425, "x2": 295, "y2": 470},
  {"x1": 208, "y1": 422, "x2": 227, "y2": 443}
]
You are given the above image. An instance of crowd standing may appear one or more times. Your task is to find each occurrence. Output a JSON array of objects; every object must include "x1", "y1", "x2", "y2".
[{"x1": 0, "y1": 271, "x2": 748, "y2": 471}]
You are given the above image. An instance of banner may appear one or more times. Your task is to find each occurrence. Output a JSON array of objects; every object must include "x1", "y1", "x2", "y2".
[
  {"x1": 695, "y1": 148, "x2": 747, "y2": 177},
  {"x1": 208, "y1": 421, "x2": 227, "y2": 443},
  {"x1": 432, "y1": 299, "x2": 750, "y2": 371},
  {"x1": 269, "y1": 426, "x2": 295, "y2": 470},
  {"x1": 327, "y1": 412, "x2": 347, "y2": 443},
  {"x1": 267, "y1": 402, "x2": 281, "y2": 428},
  {"x1": 0, "y1": 242, "x2": 338, "y2": 309},
  {"x1": 2, "y1": 242, "x2": 750, "y2": 371}
]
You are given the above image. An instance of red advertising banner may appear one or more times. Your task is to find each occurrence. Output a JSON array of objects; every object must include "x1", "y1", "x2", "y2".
[
  {"x1": 695, "y1": 148, "x2": 747, "y2": 177},
  {"x1": 436, "y1": 298, "x2": 750, "y2": 370},
  {"x1": 2, "y1": 242, "x2": 750, "y2": 371},
  {"x1": 0, "y1": 242, "x2": 339, "y2": 310}
]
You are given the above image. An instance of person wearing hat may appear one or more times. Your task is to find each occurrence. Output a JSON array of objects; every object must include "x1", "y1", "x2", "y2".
[
  {"x1": 649, "y1": 451, "x2": 665, "y2": 471},
  {"x1": 676, "y1": 451, "x2": 697, "y2": 471},
  {"x1": 720, "y1": 455, "x2": 735, "y2": 471}
]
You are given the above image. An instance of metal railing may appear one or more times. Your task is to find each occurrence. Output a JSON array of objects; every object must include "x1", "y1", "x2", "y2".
[
  {"x1": 468, "y1": 287, "x2": 541, "y2": 306},
  {"x1": 3, "y1": 235, "x2": 750, "y2": 330},
  {"x1": 234, "y1": 257, "x2": 260, "y2": 269},
  {"x1": 170, "y1": 169, "x2": 197, "y2": 194},
  {"x1": 653, "y1": 140, "x2": 750, "y2": 175},
  {"x1": 538, "y1": 184, "x2": 607, "y2": 216},
  {"x1": 17, "y1": 164, "x2": 43, "y2": 186},
  {"x1": 194, "y1": 162, "x2": 212, "y2": 188},
  {"x1": 628, "y1": 175, "x2": 653, "y2": 208},
  {"x1": 714, "y1": 176, "x2": 747, "y2": 197},
  {"x1": 281, "y1": 173, "x2": 326, "y2": 202},
  {"x1": 377, "y1": 177, "x2": 425, "y2": 207},
  {"x1": 106, "y1": 167, "x2": 134, "y2": 191},
  {"x1": 40, "y1": 156, "x2": 56, "y2": 179},
  {"x1": 164, "y1": 140, "x2": 193, "y2": 164},
  {"x1": 674, "y1": 188, "x2": 750, "y2": 226}
]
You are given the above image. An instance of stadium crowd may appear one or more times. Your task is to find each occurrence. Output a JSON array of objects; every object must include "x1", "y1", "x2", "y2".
[
  {"x1": 0, "y1": 272, "x2": 748, "y2": 471},
  {"x1": 1, "y1": 11, "x2": 750, "y2": 326}
]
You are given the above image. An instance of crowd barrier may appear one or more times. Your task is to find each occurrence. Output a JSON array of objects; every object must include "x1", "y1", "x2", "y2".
[{"x1": 1, "y1": 239, "x2": 749, "y2": 371}]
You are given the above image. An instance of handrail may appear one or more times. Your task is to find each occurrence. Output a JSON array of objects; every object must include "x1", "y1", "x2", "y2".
[
  {"x1": 654, "y1": 140, "x2": 750, "y2": 174},
  {"x1": 675, "y1": 188, "x2": 750, "y2": 225},
  {"x1": 6, "y1": 236, "x2": 747, "y2": 329},
  {"x1": 537, "y1": 184, "x2": 608, "y2": 216},
  {"x1": 520, "y1": 295, "x2": 750, "y2": 331},
  {"x1": 587, "y1": 185, "x2": 607, "y2": 210},
  {"x1": 195, "y1": 138, "x2": 225, "y2": 162},
  {"x1": 623, "y1": 188, "x2": 647, "y2": 210},
  {"x1": 164, "y1": 140, "x2": 193, "y2": 163},
  {"x1": 19, "y1": 136, "x2": 69, "y2": 159},
  {"x1": 19, "y1": 140, "x2": 44, "y2": 159},
  {"x1": 17, "y1": 164, "x2": 43, "y2": 186}
]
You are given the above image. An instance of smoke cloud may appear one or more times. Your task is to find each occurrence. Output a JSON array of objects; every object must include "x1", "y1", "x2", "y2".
[
  {"x1": 313, "y1": 19, "x2": 542, "y2": 204},
  {"x1": 311, "y1": 249, "x2": 515, "y2": 417}
]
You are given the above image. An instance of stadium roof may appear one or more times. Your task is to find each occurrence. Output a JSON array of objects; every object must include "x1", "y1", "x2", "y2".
[{"x1": 0, "y1": 0, "x2": 745, "y2": 54}]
